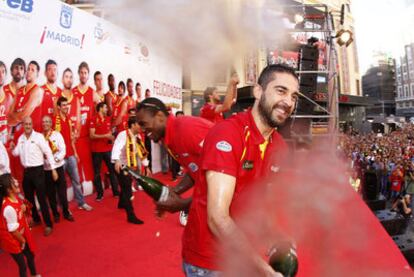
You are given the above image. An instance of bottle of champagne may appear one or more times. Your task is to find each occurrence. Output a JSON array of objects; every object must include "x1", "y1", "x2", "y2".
[
  {"x1": 268, "y1": 241, "x2": 298, "y2": 277},
  {"x1": 122, "y1": 165, "x2": 169, "y2": 202}
]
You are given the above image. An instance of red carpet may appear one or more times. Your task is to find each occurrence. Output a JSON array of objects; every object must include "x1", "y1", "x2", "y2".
[{"x1": 0, "y1": 174, "x2": 186, "y2": 277}]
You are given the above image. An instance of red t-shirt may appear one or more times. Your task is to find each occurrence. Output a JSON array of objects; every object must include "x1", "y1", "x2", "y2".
[
  {"x1": 41, "y1": 84, "x2": 62, "y2": 118},
  {"x1": 163, "y1": 115, "x2": 213, "y2": 180},
  {"x1": 182, "y1": 110, "x2": 288, "y2": 270},
  {"x1": 90, "y1": 114, "x2": 112, "y2": 153},
  {"x1": 0, "y1": 197, "x2": 35, "y2": 254},
  {"x1": 390, "y1": 170, "x2": 404, "y2": 192},
  {"x1": 53, "y1": 114, "x2": 74, "y2": 158},
  {"x1": 200, "y1": 103, "x2": 224, "y2": 124},
  {"x1": 72, "y1": 85, "x2": 94, "y2": 138}
]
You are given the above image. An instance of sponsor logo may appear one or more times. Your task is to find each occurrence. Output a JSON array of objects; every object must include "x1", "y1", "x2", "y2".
[
  {"x1": 94, "y1": 23, "x2": 110, "y2": 44},
  {"x1": 242, "y1": 160, "x2": 254, "y2": 170},
  {"x1": 5, "y1": 0, "x2": 33, "y2": 13},
  {"x1": 140, "y1": 44, "x2": 149, "y2": 57},
  {"x1": 60, "y1": 4, "x2": 73, "y2": 29},
  {"x1": 94, "y1": 22, "x2": 103, "y2": 39},
  {"x1": 0, "y1": 0, "x2": 33, "y2": 21},
  {"x1": 40, "y1": 26, "x2": 85, "y2": 49},
  {"x1": 138, "y1": 42, "x2": 150, "y2": 63},
  {"x1": 216, "y1": 141, "x2": 232, "y2": 152},
  {"x1": 188, "y1": 162, "x2": 199, "y2": 173},
  {"x1": 181, "y1": 153, "x2": 189, "y2": 157}
]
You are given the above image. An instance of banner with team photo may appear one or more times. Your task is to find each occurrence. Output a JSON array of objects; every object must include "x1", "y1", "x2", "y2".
[{"x1": 0, "y1": 0, "x2": 182, "y2": 107}]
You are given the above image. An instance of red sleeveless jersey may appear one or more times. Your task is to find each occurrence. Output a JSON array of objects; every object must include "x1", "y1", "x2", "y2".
[
  {"x1": 112, "y1": 97, "x2": 126, "y2": 132},
  {"x1": 0, "y1": 91, "x2": 12, "y2": 144},
  {"x1": 41, "y1": 84, "x2": 62, "y2": 118},
  {"x1": 14, "y1": 84, "x2": 42, "y2": 132},
  {"x1": 106, "y1": 91, "x2": 118, "y2": 117},
  {"x1": 72, "y1": 85, "x2": 94, "y2": 138},
  {"x1": 2, "y1": 83, "x2": 17, "y2": 100},
  {"x1": 64, "y1": 93, "x2": 79, "y2": 127},
  {"x1": 0, "y1": 197, "x2": 35, "y2": 254}
]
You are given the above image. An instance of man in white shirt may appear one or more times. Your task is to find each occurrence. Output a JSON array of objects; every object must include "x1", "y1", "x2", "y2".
[
  {"x1": 10, "y1": 116, "x2": 57, "y2": 236},
  {"x1": 112, "y1": 117, "x2": 146, "y2": 225},
  {"x1": 0, "y1": 141, "x2": 10, "y2": 175},
  {"x1": 42, "y1": 115, "x2": 74, "y2": 223}
]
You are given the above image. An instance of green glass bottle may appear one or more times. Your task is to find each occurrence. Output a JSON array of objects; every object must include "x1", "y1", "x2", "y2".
[
  {"x1": 122, "y1": 165, "x2": 169, "y2": 202},
  {"x1": 268, "y1": 241, "x2": 298, "y2": 277}
]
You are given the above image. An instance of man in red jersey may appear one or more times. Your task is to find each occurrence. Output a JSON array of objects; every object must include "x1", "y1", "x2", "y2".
[
  {"x1": 93, "y1": 71, "x2": 105, "y2": 105},
  {"x1": 112, "y1": 81, "x2": 126, "y2": 134},
  {"x1": 182, "y1": 65, "x2": 299, "y2": 276},
  {"x1": 8, "y1": 61, "x2": 44, "y2": 134},
  {"x1": 2, "y1": 58, "x2": 25, "y2": 104},
  {"x1": 2, "y1": 58, "x2": 26, "y2": 183},
  {"x1": 199, "y1": 73, "x2": 239, "y2": 124},
  {"x1": 113, "y1": 79, "x2": 135, "y2": 133},
  {"x1": 136, "y1": 98, "x2": 214, "y2": 215},
  {"x1": 72, "y1": 61, "x2": 94, "y2": 182},
  {"x1": 41, "y1": 59, "x2": 62, "y2": 118},
  {"x1": 0, "y1": 61, "x2": 6, "y2": 89},
  {"x1": 0, "y1": 61, "x2": 10, "y2": 144},
  {"x1": 90, "y1": 102, "x2": 119, "y2": 201},
  {"x1": 105, "y1": 74, "x2": 117, "y2": 117},
  {"x1": 135, "y1": 82, "x2": 142, "y2": 104},
  {"x1": 60, "y1": 68, "x2": 80, "y2": 135}
]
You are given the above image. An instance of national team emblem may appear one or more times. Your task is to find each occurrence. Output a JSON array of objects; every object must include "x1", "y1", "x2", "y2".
[
  {"x1": 60, "y1": 5, "x2": 73, "y2": 29},
  {"x1": 188, "y1": 162, "x2": 199, "y2": 173}
]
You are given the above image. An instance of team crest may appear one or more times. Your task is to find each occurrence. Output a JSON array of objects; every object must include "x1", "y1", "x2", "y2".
[
  {"x1": 188, "y1": 162, "x2": 199, "y2": 173},
  {"x1": 60, "y1": 5, "x2": 73, "y2": 29}
]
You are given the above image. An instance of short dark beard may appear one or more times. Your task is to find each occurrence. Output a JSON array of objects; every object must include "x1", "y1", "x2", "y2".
[
  {"x1": 258, "y1": 95, "x2": 281, "y2": 128},
  {"x1": 12, "y1": 76, "x2": 22, "y2": 83}
]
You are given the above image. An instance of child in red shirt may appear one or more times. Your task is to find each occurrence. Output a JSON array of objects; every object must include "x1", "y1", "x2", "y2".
[{"x1": 0, "y1": 173, "x2": 40, "y2": 277}]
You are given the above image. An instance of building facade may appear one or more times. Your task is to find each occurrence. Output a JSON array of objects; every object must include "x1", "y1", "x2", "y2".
[
  {"x1": 362, "y1": 57, "x2": 396, "y2": 118},
  {"x1": 396, "y1": 43, "x2": 414, "y2": 119},
  {"x1": 67, "y1": 0, "x2": 363, "y2": 119}
]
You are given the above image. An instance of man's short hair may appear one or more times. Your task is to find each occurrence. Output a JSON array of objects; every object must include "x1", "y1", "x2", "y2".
[
  {"x1": 175, "y1": 111, "x2": 184, "y2": 117},
  {"x1": 28, "y1": 61, "x2": 40, "y2": 72},
  {"x1": 136, "y1": 97, "x2": 169, "y2": 116},
  {"x1": 57, "y1": 96, "x2": 68, "y2": 107},
  {"x1": 0, "y1": 61, "x2": 6, "y2": 74},
  {"x1": 96, "y1": 102, "x2": 106, "y2": 112},
  {"x1": 63, "y1": 68, "x2": 72, "y2": 75},
  {"x1": 45, "y1": 59, "x2": 57, "y2": 70},
  {"x1": 127, "y1": 78, "x2": 133, "y2": 85},
  {"x1": 203, "y1": 87, "x2": 217, "y2": 103},
  {"x1": 78, "y1": 61, "x2": 89, "y2": 73},
  {"x1": 10, "y1": 58, "x2": 25, "y2": 72},
  {"x1": 135, "y1": 82, "x2": 141, "y2": 89},
  {"x1": 128, "y1": 116, "x2": 139, "y2": 128},
  {"x1": 258, "y1": 64, "x2": 298, "y2": 91},
  {"x1": 118, "y1": 81, "x2": 126, "y2": 91},
  {"x1": 108, "y1": 74, "x2": 114, "y2": 82},
  {"x1": 94, "y1": 71, "x2": 102, "y2": 81}
]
